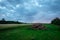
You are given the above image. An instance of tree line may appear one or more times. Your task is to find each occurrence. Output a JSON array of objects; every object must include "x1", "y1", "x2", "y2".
[
  {"x1": 0, "y1": 18, "x2": 23, "y2": 24},
  {"x1": 0, "y1": 18, "x2": 60, "y2": 25}
]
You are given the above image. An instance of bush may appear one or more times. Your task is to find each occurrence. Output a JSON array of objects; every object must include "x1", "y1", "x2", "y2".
[{"x1": 51, "y1": 18, "x2": 60, "y2": 26}]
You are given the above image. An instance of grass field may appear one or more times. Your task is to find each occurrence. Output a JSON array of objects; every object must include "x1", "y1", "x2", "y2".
[{"x1": 0, "y1": 24, "x2": 60, "y2": 40}]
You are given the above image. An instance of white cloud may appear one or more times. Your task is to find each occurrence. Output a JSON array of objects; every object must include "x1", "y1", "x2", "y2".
[
  {"x1": 6, "y1": 13, "x2": 11, "y2": 16},
  {"x1": 16, "y1": 4, "x2": 20, "y2": 8},
  {"x1": 23, "y1": 2, "x2": 32, "y2": 10},
  {"x1": 0, "y1": 6, "x2": 6, "y2": 9},
  {"x1": 0, "y1": 0, "x2": 2, "y2": 2},
  {"x1": 39, "y1": 5, "x2": 43, "y2": 7},
  {"x1": 2, "y1": 14, "x2": 6, "y2": 17},
  {"x1": 0, "y1": 0, "x2": 3, "y2": 2},
  {"x1": 5, "y1": 1, "x2": 16, "y2": 9},
  {"x1": 31, "y1": 0, "x2": 38, "y2": 6},
  {"x1": 6, "y1": 12, "x2": 14, "y2": 17},
  {"x1": 30, "y1": 0, "x2": 43, "y2": 7},
  {"x1": 32, "y1": 11, "x2": 57, "y2": 23},
  {"x1": 10, "y1": 10, "x2": 15, "y2": 13},
  {"x1": 6, "y1": 4, "x2": 16, "y2": 9},
  {"x1": 0, "y1": 0, "x2": 6, "y2": 2}
]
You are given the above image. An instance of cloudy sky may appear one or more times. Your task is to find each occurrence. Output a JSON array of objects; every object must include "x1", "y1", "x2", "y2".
[{"x1": 0, "y1": 0, "x2": 60, "y2": 23}]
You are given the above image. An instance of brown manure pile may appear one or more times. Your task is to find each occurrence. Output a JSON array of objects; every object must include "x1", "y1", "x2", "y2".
[{"x1": 32, "y1": 23, "x2": 47, "y2": 30}]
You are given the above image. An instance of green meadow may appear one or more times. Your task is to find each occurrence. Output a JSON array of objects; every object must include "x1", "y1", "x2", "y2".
[{"x1": 0, "y1": 24, "x2": 60, "y2": 40}]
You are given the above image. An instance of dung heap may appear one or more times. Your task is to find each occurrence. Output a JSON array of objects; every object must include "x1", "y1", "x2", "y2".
[{"x1": 32, "y1": 23, "x2": 47, "y2": 30}]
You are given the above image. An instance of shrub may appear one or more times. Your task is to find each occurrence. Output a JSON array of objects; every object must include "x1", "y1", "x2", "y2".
[{"x1": 51, "y1": 18, "x2": 60, "y2": 26}]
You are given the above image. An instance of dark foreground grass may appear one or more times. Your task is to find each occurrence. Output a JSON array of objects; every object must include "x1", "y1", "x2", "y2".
[{"x1": 0, "y1": 24, "x2": 60, "y2": 40}]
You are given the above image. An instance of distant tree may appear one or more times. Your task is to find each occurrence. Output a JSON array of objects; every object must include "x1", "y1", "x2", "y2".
[
  {"x1": 0, "y1": 18, "x2": 6, "y2": 24},
  {"x1": 51, "y1": 17, "x2": 60, "y2": 25},
  {"x1": 1, "y1": 18, "x2": 5, "y2": 21}
]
